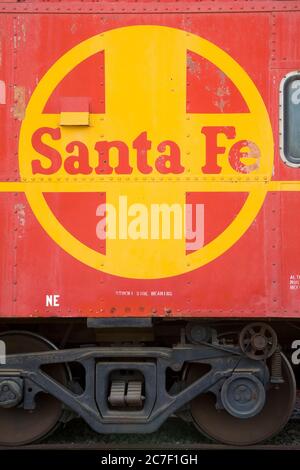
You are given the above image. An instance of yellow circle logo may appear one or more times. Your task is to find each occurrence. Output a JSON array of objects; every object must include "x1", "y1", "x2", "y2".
[{"x1": 19, "y1": 26, "x2": 273, "y2": 279}]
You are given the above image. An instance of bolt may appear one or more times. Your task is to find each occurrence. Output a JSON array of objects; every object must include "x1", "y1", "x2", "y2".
[{"x1": 234, "y1": 385, "x2": 252, "y2": 403}]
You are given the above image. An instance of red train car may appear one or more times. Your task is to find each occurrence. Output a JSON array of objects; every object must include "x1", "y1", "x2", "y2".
[{"x1": 0, "y1": 0, "x2": 300, "y2": 446}]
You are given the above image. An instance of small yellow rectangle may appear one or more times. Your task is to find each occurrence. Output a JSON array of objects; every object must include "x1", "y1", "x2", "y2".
[{"x1": 60, "y1": 111, "x2": 90, "y2": 126}]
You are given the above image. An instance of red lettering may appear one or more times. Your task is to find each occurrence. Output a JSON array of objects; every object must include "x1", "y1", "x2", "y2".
[
  {"x1": 201, "y1": 126, "x2": 236, "y2": 174},
  {"x1": 31, "y1": 127, "x2": 62, "y2": 175},
  {"x1": 30, "y1": 126, "x2": 259, "y2": 177},
  {"x1": 64, "y1": 141, "x2": 92, "y2": 175},
  {"x1": 155, "y1": 140, "x2": 184, "y2": 174},
  {"x1": 95, "y1": 141, "x2": 133, "y2": 174},
  {"x1": 228, "y1": 140, "x2": 260, "y2": 173},
  {"x1": 133, "y1": 132, "x2": 152, "y2": 174}
]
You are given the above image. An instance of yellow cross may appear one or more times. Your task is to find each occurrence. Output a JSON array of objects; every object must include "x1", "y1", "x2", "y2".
[{"x1": 2, "y1": 26, "x2": 298, "y2": 278}]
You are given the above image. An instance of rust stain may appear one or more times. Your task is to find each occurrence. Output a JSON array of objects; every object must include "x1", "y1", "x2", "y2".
[
  {"x1": 181, "y1": 16, "x2": 192, "y2": 29},
  {"x1": 70, "y1": 23, "x2": 78, "y2": 35},
  {"x1": 12, "y1": 86, "x2": 26, "y2": 120},
  {"x1": 214, "y1": 70, "x2": 230, "y2": 112},
  {"x1": 214, "y1": 97, "x2": 227, "y2": 112},
  {"x1": 187, "y1": 54, "x2": 201, "y2": 78},
  {"x1": 0, "y1": 80, "x2": 5, "y2": 105},
  {"x1": 245, "y1": 140, "x2": 261, "y2": 173},
  {"x1": 15, "y1": 204, "x2": 25, "y2": 226},
  {"x1": 229, "y1": 140, "x2": 261, "y2": 174},
  {"x1": 216, "y1": 86, "x2": 230, "y2": 97},
  {"x1": 15, "y1": 204, "x2": 26, "y2": 240},
  {"x1": 21, "y1": 22, "x2": 26, "y2": 44}
]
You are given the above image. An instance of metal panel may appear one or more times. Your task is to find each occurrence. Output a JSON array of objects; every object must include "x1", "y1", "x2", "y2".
[{"x1": 0, "y1": 1, "x2": 299, "y2": 318}]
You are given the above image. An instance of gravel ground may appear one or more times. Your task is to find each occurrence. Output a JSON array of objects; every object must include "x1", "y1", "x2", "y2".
[
  {"x1": 43, "y1": 417, "x2": 300, "y2": 446},
  {"x1": 42, "y1": 393, "x2": 300, "y2": 446}
]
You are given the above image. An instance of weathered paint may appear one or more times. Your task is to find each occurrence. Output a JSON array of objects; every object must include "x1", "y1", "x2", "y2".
[
  {"x1": 0, "y1": 80, "x2": 5, "y2": 105},
  {"x1": 12, "y1": 86, "x2": 26, "y2": 120},
  {"x1": 0, "y1": 1, "x2": 299, "y2": 319}
]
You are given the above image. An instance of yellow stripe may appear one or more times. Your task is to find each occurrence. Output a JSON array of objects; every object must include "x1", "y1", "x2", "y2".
[{"x1": 0, "y1": 181, "x2": 300, "y2": 193}]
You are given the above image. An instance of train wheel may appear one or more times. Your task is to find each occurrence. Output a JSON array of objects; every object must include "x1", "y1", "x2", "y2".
[
  {"x1": 187, "y1": 354, "x2": 296, "y2": 446},
  {"x1": 0, "y1": 331, "x2": 68, "y2": 446}
]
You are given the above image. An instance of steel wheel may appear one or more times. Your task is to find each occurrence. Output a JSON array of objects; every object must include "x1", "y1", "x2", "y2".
[
  {"x1": 187, "y1": 354, "x2": 296, "y2": 446},
  {"x1": 0, "y1": 331, "x2": 68, "y2": 446}
]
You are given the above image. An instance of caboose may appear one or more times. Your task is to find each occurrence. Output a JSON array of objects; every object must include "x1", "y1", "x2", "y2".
[{"x1": 0, "y1": 0, "x2": 300, "y2": 446}]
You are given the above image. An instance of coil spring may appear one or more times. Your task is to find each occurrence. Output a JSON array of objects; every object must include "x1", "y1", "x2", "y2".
[{"x1": 270, "y1": 347, "x2": 284, "y2": 384}]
